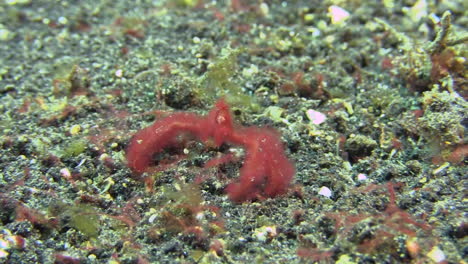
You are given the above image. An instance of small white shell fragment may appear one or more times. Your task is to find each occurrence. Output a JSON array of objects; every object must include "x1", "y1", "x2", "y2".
[
  {"x1": 60, "y1": 168, "x2": 71, "y2": 179},
  {"x1": 148, "y1": 214, "x2": 158, "y2": 224},
  {"x1": 427, "y1": 246, "x2": 446, "y2": 263},
  {"x1": 328, "y1": 5, "x2": 350, "y2": 24},
  {"x1": 0, "y1": 249, "x2": 8, "y2": 258},
  {"x1": 115, "y1": 69, "x2": 123, "y2": 78},
  {"x1": 318, "y1": 186, "x2": 332, "y2": 198},
  {"x1": 357, "y1": 173, "x2": 368, "y2": 181},
  {"x1": 254, "y1": 226, "x2": 277, "y2": 242},
  {"x1": 306, "y1": 109, "x2": 327, "y2": 125}
]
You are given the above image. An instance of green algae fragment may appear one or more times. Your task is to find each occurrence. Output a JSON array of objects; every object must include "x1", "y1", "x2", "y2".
[
  {"x1": 68, "y1": 204, "x2": 100, "y2": 238},
  {"x1": 336, "y1": 254, "x2": 357, "y2": 264},
  {"x1": 5, "y1": 0, "x2": 31, "y2": 5},
  {"x1": 31, "y1": 138, "x2": 51, "y2": 156},
  {"x1": 62, "y1": 139, "x2": 87, "y2": 158},
  {"x1": 418, "y1": 89, "x2": 466, "y2": 147},
  {"x1": 173, "y1": 0, "x2": 198, "y2": 8},
  {"x1": 198, "y1": 48, "x2": 260, "y2": 112},
  {"x1": 256, "y1": 215, "x2": 273, "y2": 227},
  {"x1": 164, "y1": 182, "x2": 203, "y2": 207},
  {"x1": 52, "y1": 61, "x2": 90, "y2": 97},
  {"x1": 0, "y1": 24, "x2": 13, "y2": 41},
  {"x1": 48, "y1": 202, "x2": 99, "y2": 238},
  {"x1": 345, "y1": 135, "x2": 378, "y2": 158}
]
